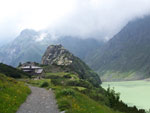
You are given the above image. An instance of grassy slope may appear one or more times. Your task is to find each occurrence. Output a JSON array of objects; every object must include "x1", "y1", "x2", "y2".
[
  {"x1": 27, "y1": 71, "x2": 145, "y2": 113},
  {"x1": 0, "y1": 73, "x2": 31, "y2": 113},
  {"x1": 54, "y1": 87, "x2": 121, "y2": 113},
  {"x1": 27, "y1": 72, "x2": 121, "y2": 113},
  {"x1": 42, "y1": 62, "x2": 101, "y2": 87},
  {"x1": 0, "y1": 63, "x2": 30, "y2": 78}
]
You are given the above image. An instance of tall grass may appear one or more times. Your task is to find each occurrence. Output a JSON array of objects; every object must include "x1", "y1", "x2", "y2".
[
  {"x1": 0, "y1": 73, "x2": 31, "y2": 113},
  {"x1": 54, "y1": 87, "x2": 121, "y2": 113}
]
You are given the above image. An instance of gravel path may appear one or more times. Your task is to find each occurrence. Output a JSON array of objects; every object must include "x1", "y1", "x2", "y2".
[{"x1": 17, "y1": 86, "x2": 60, "y2": 113}]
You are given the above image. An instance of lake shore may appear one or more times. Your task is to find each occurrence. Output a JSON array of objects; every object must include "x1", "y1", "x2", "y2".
[{"x1": 102, "y1": 80, "x2": 150, "y2": 111}]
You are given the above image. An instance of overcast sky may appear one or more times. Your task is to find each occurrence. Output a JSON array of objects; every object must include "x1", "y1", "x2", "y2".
[{"x1": 0, "y1": 0, "x2": 150, "y2": 43}]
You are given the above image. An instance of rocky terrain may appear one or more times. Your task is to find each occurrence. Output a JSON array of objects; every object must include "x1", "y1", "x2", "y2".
[{"x1": 42, "y1": 45, "x2": 73, "y2": 66}]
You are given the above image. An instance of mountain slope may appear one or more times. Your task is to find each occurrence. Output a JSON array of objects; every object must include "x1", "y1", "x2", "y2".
[
  {"x1": 87, "y1": 15, "x2": 150, "y2": 81},
  {"x1": 0, "y1": 29, "x2": 103, "y2": 67},
  {"x1": 0, "y1": 29, "x2": 52, "y2": 66},
  {"x1": 0, "y1": 63, "x2": 30, "y2": 78},
  {"x1": 41, "y1": 44, "x2": 102, "y2": 86}
]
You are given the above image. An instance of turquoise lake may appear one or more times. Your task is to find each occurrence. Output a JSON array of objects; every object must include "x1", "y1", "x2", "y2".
[{"x1": 102, "y1": 80, "x2": 150, "y2": 111}]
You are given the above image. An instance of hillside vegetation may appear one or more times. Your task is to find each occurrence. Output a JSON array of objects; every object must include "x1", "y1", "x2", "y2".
[
  {"x1": 0, "y1": 63, "x2": 30, "y2": 78},
  {"x1": 27, "y1": 70, "x2": 145, "y2": 113},
  {"x1": 0, "y1": 73, "x2": 31, "y2": 113}
]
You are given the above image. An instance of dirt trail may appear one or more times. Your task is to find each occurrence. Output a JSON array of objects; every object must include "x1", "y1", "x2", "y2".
[{"x1": 17, "y1": 86, "x2": 60, "y2": 113}]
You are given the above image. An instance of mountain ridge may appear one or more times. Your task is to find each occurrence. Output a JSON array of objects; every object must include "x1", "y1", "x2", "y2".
[{"x1": 0, "y1": 29, "x2": 103, "y2": 67}]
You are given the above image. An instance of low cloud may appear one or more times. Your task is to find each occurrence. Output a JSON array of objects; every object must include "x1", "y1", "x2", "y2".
[
  {"x1": 0, "y1": 0, "x2": 150, "y2": 42},
  {"x1": 49, "y1": 0, "x2": 150, "y2": 40}
]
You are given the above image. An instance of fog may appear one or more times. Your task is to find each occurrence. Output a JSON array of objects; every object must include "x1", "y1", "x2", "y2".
[{"x1": 0, "y1": 0, "x2": 150, "y2": 43}]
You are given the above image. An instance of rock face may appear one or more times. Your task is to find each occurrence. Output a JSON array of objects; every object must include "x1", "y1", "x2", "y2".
[
  {"x1": 42, "y1": 45, "x2": 73, "y2": 66},
  {"x1": 42, "y1": 45, "x2": 102, "y2": 86}
]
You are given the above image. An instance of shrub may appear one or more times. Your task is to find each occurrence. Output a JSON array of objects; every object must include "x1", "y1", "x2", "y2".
[
  {"x1": 56, "y1": 89, "x2": 76, "y2": 98},
  {"x1": 58, "y1": 99, "x2": 71, "y2": 111},
  {"x1": 61, "y1": 89, "x2": 75, "y2": 96},
  {"x1": 63, "y1": 74, "x2": 71, "y2": 79},
  {"x1": 40, "y1": 81, "x2": 49, "y2": 87},
  {"x1": 51, "y1": 79, "x2": 63, "y2": 86},
  {"x1": 66, "y1": 80, "x2": 78, "y2": 86},
  {"x1": 80, "y1": 88, "x2": 109, "y2": 106},
  {"x1": 45, "y1": 75, "x2": 61, "y2": 79},
  {"x1": 66, "y1": 80, "x2": 93, "y2": 89}
]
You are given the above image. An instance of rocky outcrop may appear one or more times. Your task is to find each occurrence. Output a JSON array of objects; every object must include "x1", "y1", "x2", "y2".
[
  {"x1": 42, "y1": 45, "x2": 73, "y2": 66},
  {"x1": 42, "y1": 45, "x2": 102, "y2": 86}
]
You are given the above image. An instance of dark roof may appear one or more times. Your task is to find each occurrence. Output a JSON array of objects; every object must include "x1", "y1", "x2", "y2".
[
  {"x1": 21, "y1": 66, "x2": 43, "y2": 74},
  {"x1": 21, "y1": 66, "x2": 42, "y2": 69}
]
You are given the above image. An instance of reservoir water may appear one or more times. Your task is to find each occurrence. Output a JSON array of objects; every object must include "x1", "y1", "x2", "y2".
[{"x1": 102, "y1": 80, "x2": 150, "y2": 111}]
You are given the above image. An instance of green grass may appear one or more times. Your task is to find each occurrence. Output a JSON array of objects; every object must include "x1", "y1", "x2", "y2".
[
  {"x1": 0, "y1": 73, "x2": 31, "y2": 113},
  {"x1": 71, "y1": 86, "x2": 86, "y2": 91},
  {"x1": 27, "y1": 72, "x2": 144, "y2": 113},
  {"x1": 46, "y1": 72, "x2": 69, "y2": 76},
  {"x1": 54, "y1": 87, "x2": 121, "y2": 113},
  {"x1": 45, "y1": 72, "x2": 79, "y2": 80},
  {"x1": 27, "y1": 79, "x2": 51, "y2": 88},
  {"x1": 27, "y1": 77, "x2": 121, "y2": 113}
]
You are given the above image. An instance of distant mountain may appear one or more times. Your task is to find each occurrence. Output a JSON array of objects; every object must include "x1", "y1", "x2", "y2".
[
  {"x1": 42, "y1": 44, "x2": 102, "y2": 86},
  {"x1": 0, "y1": 29, "x2": 103, "y2": 67},
  {"x1": 87, "y1": 15, "x2": 150, "y2": 81},
  {"x1": 0, "y1": 29, "x2": 51, "y2": 66},
  {"x1": 57, "y1": 36, "x2": 104, "y2": 60}
]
